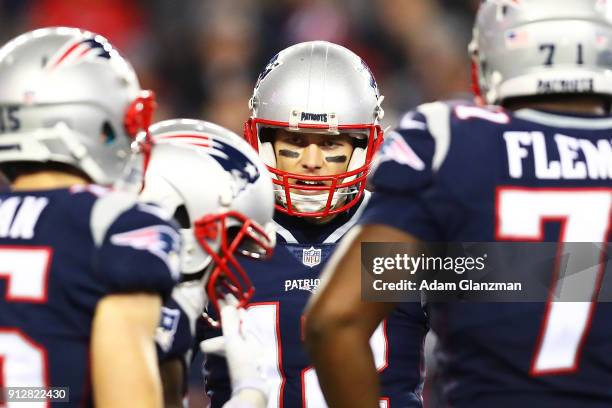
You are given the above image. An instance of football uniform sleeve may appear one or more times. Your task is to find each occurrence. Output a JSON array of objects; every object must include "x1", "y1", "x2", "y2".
[
  {"x1": 91, "y1": 192, "x2": 180, "y2": 298},
  {"x1": 156, "y1": 281, "x2": 206, "y2": 362},
  {"x1": 359, "y1": 102, "x2": 453, "y2": 241}
]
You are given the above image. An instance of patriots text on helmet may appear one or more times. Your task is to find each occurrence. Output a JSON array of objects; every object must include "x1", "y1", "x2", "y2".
[
  {"x1": 300, "y1": 112, "x2": 329, "y2": 123},
  {"x1": 536, "y1": 78, "x2": 594, "y2": 94}
]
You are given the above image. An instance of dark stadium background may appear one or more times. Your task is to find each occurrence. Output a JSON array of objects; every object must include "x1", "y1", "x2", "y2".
[{"x1": 0, "y1": 0, "x2": 479, "y2": 406}]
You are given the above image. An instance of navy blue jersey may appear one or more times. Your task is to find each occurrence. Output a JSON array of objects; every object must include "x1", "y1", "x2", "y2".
[
  {"x1": 203, "y1": 193, "x2": 428, "y2": 408},
  {"x1": 0, "y1": 186, "x2": 180, "y2": 407},
  {"x1": 360, "y1": 101, "x2": 612, "y2": 408}
]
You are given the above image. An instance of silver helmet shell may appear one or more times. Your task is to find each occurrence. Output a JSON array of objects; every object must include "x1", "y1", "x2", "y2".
[
  {"x1": 245, "y1": 41, "x2": 384, "y2": 217},
  {"x1": 470, "y1": 0, "x2": 612, "y2": 105},
  {"x1": 118, "y1": 119, "x2": 275, "y2": 307},
  {"x1": 0, "y1": 27, "x2": 154, "y2": 185}
]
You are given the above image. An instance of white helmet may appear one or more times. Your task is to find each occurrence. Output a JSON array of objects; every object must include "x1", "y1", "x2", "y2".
[
  {"x1": 470, "y1": 0, "x2": 612, "y2": 105},
  {"x1": 118, "y1": 119, "x2": 276, "y2": 311},
  {"x1": 245, "y1": 41, "x2": 384, "y2": 217},
  {"x1": 0, "y1": 27, "x2": 155, "y2": 184}
]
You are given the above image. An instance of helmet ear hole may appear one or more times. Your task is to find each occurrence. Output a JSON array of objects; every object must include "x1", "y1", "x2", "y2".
[
  {"x1": 173, "y1": 204, "x2": 191, "y2": 229},
  {"x1": 100, "y1": 122, "x2": 117, "y2": 145}
]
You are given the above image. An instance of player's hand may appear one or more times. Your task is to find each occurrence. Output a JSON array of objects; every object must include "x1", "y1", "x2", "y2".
[{"x1": 200, "y1": 295, "x2": 268, "y2": 405}]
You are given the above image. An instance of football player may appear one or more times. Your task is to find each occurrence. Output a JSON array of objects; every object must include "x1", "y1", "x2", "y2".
[
  {"x1": 305, "y1": 1, "x2": 612, "y2": 407},
  {"x1": 0, "y1": 27, "x2": 171, "y2": 407},
  {"x1": 117, "y1": 118, "x2": 276, "y2": 408},
  {"x1": 203, "y1": 41, "x2": 429, "y2": 407}
]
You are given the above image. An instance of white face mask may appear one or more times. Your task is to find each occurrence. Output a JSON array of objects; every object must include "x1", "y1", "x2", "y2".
[{"x1": 274, "y1": 186, "x2": 355, "y2": 214}]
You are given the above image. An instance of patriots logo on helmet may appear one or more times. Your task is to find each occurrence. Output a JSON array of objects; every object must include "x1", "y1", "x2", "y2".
[
  {"x1": 155, "y1": 131, "x2": 260, "y2": 196},
  {"x1": 46, "y1": 37, "x2": 113, "y2": 70},
  {"x1": 255, "y1": 53, "x2": 281, "y2": 90},
  {"x1": 110, "y1": 225, "x2": 181, "y2": 279},
  {"x1": 360, "y1": 58, "x2": 380, "y2": 97},
  {"x1": 207, "y1": 139, "x2": 261, "y2": 196}
]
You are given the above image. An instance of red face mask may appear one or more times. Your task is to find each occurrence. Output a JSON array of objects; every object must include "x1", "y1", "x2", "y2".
[
  {"x1": 245, "y1": 118, "x2": 384, "y2": 218},
  {"x1": 124, "y1": 90, "x2": 157, "y2": 190},
  {"x1": 194, "y1": 210, "x2": 274, "y2": 326}
]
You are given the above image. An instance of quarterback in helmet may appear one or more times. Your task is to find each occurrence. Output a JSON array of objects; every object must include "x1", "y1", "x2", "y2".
[
  {"x1": 203, "y1": 41, "x2": 429, "y2": 407},
  {"x1": 306, "y1": 1, "x2": 612, "y2": 407}
]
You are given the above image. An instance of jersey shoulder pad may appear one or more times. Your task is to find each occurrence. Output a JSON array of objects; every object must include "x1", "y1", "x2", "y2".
[
  {"x1": 90, "y1": 190, "x2": 140, "y2": 247},
  {"x1": 93, "y1": 191, "x2": 180, "y2": 296},
  {"x1": 368, "y1": 102, "x2": 449, "y2": 193}
]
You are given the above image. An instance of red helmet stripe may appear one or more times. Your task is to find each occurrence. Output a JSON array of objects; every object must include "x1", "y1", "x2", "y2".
[
  {"x1": 156, "y1": 133, "x2": 212, "y2": 147},
  {"x1": 51, "y1": 41, "x2": 82, "y2": 69}
]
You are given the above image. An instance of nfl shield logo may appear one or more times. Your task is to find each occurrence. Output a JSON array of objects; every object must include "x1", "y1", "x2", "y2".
[{"x1": 302, "y1": 246, "x2": 322, "y2": 268}]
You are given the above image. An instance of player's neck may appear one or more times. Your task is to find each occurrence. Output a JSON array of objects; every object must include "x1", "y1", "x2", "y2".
[
  {"x1": 504, "y1": 97, "x2": 608, "y2": 115},
  {"x1": 307, "y1": 213, "x2": 339, "y2": 225},
  {"x1": 11, "y1": 171, "x2": 90, "y2": 191}
]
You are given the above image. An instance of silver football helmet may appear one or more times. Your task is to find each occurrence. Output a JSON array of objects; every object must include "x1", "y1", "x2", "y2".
[
  {"x1": 118, "y1": 119, "x2": 275, "y2": 311},
  {"x1": 470, "y1": 0, "x2": 612, "y2": 105},
  {"x1": 0, "y1": 27, "x2": 155, "y2": 185},
  {"x1": 245, "y1": 41, "x2": 384, "y2": 217}
]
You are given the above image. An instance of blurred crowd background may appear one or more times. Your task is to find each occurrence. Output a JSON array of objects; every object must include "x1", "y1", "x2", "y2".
[
  {"x1": 0, "y1": 0, "x2": 479, "y2": 406},
  {"x1": 0, "y1": 0, "x2": 479, "y2": 134}
]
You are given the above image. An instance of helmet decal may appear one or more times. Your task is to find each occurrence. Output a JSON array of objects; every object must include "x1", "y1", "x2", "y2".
[
  {"x1": 254, "y1": 53, "x2": 282, "y2": 91},
  {"x1": 155, "y1": 132, "x2": 261, "y2": 196},
  {"x1": 360, "y1": 58, "x2": 380, "y2": 98},
  {"x1": 46, "y1": 37, "x2": 113, "y2": 70},
  {"x1": 209, "y1": 139, "x2": 261, "y2": 196},
  {"x1": 208, "y1": 139, "x2": 260, "y2": 184}
]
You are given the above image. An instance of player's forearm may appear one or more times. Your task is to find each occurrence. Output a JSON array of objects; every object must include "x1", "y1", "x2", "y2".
[
  {"x1": 92, "y1": 293, "x2": 163, "y2": 408},
  {"x1": 307, "y1": 322, "x2": 380, "y2": 408},
  {"x1": 159, "y1": 359, "x2": 185, "y2": 408}
]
